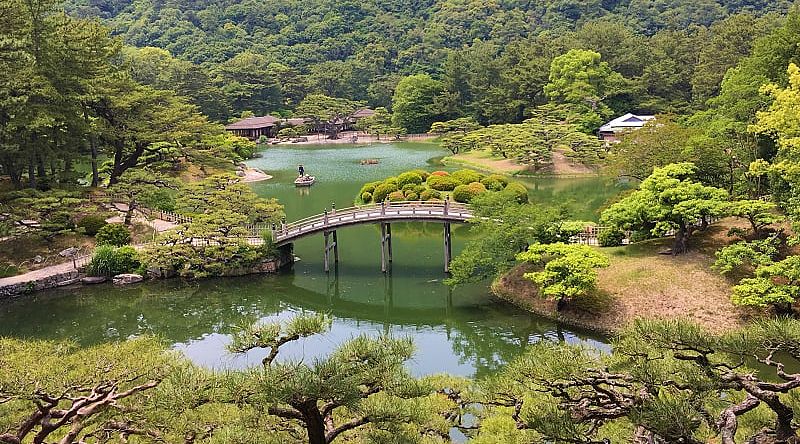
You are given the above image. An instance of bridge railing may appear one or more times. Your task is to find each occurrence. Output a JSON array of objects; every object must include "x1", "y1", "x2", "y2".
[{"x1": 273, "y1": 201, "x2": 472, "y2": 241}]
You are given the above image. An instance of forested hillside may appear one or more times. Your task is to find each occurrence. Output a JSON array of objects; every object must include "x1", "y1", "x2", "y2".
[{"x1": 61, "y1": 0, "x2": 796, "y2": 121}]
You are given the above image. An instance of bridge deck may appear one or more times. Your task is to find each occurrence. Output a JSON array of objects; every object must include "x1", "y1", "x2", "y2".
[{"x1": 273, "y1": 201, "x2": 472, "y2": 245}]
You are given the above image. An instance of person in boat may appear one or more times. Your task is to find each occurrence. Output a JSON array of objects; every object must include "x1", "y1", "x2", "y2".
[{"x1": 298, "y1": 164, "x2": 305, "y2": 177}]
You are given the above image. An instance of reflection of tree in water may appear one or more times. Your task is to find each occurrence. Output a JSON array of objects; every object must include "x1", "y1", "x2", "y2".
[
  {"x1": 0, "y1": 277, "x2": 294, "y2": 346},
  {"x1": 522, "y1": 176, "x2": 629, "y2": 220},
  {"x1": 0, "y1": 272, "x2": 607, "y2": 376}
]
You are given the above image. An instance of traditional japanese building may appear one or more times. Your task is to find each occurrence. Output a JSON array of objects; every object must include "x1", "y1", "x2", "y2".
[
  {"x1": 598, "y1": 113, "x2": 655, "y2": 142},
  {"x1": 224, "y1": 115, "x2": 281, "y2": 139}
]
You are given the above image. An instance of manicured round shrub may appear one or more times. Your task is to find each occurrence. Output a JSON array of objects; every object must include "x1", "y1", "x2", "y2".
[
  {"x1": 409, "y1": 169, "x2": 430, "y2": 180},
  {"x1": 397, "y1": 171, "x2": 423, "y2": 188},
  {"x1": 429, "y1": 171, "x2": 449, "y2": 177},
  {"x1": 405, "y1": 191, "x2": 419, "y2": 201},
  {"x1": 419, "y1": 189, "x2": 441, "y2": 201},
  {"x1": 451, "y1": 169, "x2": 483, "y2": 185},
  {"x1": 452, "y1": 182, "x2": 487, "y2": 203},
  {"x1": 384, "y1": 177, "x2": 398, "y2": 186},
  {"x1": 77, "y1": 215, "x2": 108, "y2": 236},
  {"x1": 414, "y1": 184, "x2": 427, "y2": 194},
  {"x1": 480, "y1": 174, "x2": 509, "y2": 191},
  {"x1": 95, "y1": 223, "x2": 131, "y2": 247},
  {"x1": 426, "y1": 174, "x2": 459, "y2": 191},
  {"x1": 373, "y1": 183, "x2": 399, "y2": 202},
  {"x1": 359, "y1": 181, "x2": 381, "y2": 196},
  {"x1": 141, "y1": 188, "x2": 176, "y2": 212},
  {"x1": 502, "y1": 182, "x2": 529, "y2": 203},
  {"x1": 598, "y1": 228, "x2": 626, "y2": 247},
  {"x1": 361, "y1": 191, "x2": 373, "y2": 203},
  {"x1": 86, "y1": 245, "x2": 141, "y2": 277},
  {"x1": 401, "y1": 183, "x2": 418, "y2": 193},
  {"x1": 387, "y1": 191, "x2": 406, "y2": 202}
]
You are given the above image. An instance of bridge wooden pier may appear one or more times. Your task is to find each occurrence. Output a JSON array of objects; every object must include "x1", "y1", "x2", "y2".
[{"x1": 272, "y1": 201, "x2": 473, "y2": 273}]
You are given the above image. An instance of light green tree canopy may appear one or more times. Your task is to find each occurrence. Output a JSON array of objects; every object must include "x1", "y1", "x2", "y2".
[
  {"x1": 600, "y1": 162, "x2": 729, "y2": 254},
  {"x1": 516, "y1": 243, "x2": 609, "y2": 305},
  {"x1": 391, "y1": 74, "x2": 443, "y2": 133}
]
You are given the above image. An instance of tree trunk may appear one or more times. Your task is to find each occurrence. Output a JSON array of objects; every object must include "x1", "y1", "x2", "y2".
[
  {"x1": 297, "y1": 403, "x2": 327, "y2": 444},
  {"x1": 124, "y1": 200, "x2": 136, "y2": 225},
  {"x1": 672, "y1": 223, "x2": 689, "y2": 255},
  {"x1": 27, "y1": 154, "x2": 36, "y2": 189},
  {"x1": 90, "y1": 135, "x2": 99, "y2": 187}
]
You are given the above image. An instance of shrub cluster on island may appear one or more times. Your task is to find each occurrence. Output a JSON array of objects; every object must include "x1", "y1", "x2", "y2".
[{"x1": 356, "y1": 169, "x2": 529, "y2": 205}]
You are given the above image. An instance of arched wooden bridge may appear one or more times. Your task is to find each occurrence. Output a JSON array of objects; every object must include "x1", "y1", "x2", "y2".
[{"x1": 271, "y1": 201, "x2": 473, "y2": 273}]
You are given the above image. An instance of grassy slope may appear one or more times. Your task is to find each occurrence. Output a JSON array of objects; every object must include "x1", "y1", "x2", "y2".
[
  {"x1": 442, "y1": 148, "x2": 598, "y2": 176},
  {"x1": 493, "y1": 219, "x2": 753, "y2": 334}
]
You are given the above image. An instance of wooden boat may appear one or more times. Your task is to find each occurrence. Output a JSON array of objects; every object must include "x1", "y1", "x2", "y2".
[{"x1": 294, "y1": 175, "x2": 315, "y2": 187}]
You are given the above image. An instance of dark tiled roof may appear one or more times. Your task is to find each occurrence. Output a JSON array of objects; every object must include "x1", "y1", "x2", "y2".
[
  {"x1": 352, "y1": 108, "x2": 376, "y2": 118},
  {"x1": 225, "y1": 115, "x2": 280, "y2": 130}
]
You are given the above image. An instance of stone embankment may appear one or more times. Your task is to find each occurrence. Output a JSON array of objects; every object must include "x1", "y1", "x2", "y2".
[{"x1": 0, "y1": 249, "x2": 294, "y2": 301}]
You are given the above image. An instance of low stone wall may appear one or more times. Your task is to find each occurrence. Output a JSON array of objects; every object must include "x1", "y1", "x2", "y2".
[
  {"x1": 0, "y1": 270, "x2": 83, "y2": 300},
  {"x1": 0, "y1": 246, "x2": 294, "y2": 301}
]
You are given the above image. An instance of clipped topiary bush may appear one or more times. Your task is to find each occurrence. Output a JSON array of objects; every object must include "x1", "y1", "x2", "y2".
[
  {"x1": 401, "y1": 183, "x2": 418, "y2": 193},
  {"x1": 95, "y1": 223, "x2": 131, "y2": 247},
  {"x1": 77, "y1": 215, "x2": 108, "y2": 236},
  {"x1": 502, "y1": 182, "x2": 529, "y2": 203},
  {"x1": 451, "y1": 169, "x2": 483, "y2": 185},
  {"x1": 405, "y1": 191, "x2": 419, "y2": 201},
  {"x1": 359, "y1": 181, "x2": 381, "y2": 196},
  {"x1": 452, "y1": 182, "x2": 487, "y2": 203},
  {"x1": 419, "y1": 189, "x2": 442, "y2": 201},
  {"x1": 86, "y1": 245, "x2": 141, "y2": 277},
  {"x1": 480, "y1": 174, "x2": 509, "y2": 191},
  {"x1": 427, "y1": 174, "x2": 459, "y2": 191},
  {"x1": 429, "y1": 171, "x2": 449, "y2": 177},
  {"x1": 361, "y1": 191, "x2": 373, "y2": 203},
  {"x1": 373, "y1": 183, "x2": 399, "y2": 202},
  {"x1": 387, "y1": 191, "x2": 406, "y2": 202},
  {"x1": 397, "y1": 171, "x2": 423, "y2": 188},
  {"x1": 409, "y1": 169, "x2": 430, "y2": 180},
  {"x1": 598, "y1": 228, "x2": 626, "y2": 247}
]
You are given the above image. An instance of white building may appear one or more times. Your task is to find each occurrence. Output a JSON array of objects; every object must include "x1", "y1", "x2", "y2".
[{"x1": 598, "y1": 113, "x2": 655, "y2": 142}]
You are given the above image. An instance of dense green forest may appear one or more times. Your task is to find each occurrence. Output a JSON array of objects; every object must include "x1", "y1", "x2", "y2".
[{"x1": 59, "y1": 0, "x2": 798, "y2": 122}]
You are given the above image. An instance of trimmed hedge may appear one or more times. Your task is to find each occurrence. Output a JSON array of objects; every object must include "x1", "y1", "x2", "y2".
[
  {"x1": 480, "y1": 174, "x2": 509, "y2": 191},
  {"x1": 452, "y1": 182, "x2": 487, "y2": 203},
  {"x1": 502, "y1": 182, "x2": 529, "y2": 203},
  {"x1": 387, "y1": 191, "x2": 406, "y2": 202},
  {"x1": 95, "y1": 223, "x2": 131, "y2": 247},
  {"x1": 77, "y1": 215, "x2": 108, "y2": 236},
  {"x1": 419, "y1": 189, "x2": 441, "y2": 201},
  {"x1": 451, "y1": 169, "x2": 483, "y2": 186},
  {"x1": 426, "y1": 175, "x2": 459, "y2": 191},
  {"x1": 373, "y1": 183, "x2": 398, "y2": 202},
  {"x1": 397, "y1": 172, "x2": 423, "y2": 188},
  {"x1": 358, "y1": 169, "x2": 527, "y2": 205}
]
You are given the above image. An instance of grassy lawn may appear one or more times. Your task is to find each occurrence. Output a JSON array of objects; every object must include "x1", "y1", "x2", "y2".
[
  {"x1": 493, "y1": 220, "x2": 752, "y2": 334},
  {"x1": 442, "y1": 149, "x2": 528, "y2": 175}
]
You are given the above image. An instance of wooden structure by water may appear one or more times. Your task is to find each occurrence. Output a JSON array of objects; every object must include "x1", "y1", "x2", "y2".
[{"x1": 271, "y1": 200, "x2": 473, "y2": 273}]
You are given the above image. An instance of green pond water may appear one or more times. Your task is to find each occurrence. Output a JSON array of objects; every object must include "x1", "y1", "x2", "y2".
[{"x1": 0, "y1": 142, "x2": 627, "y2": 378}]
